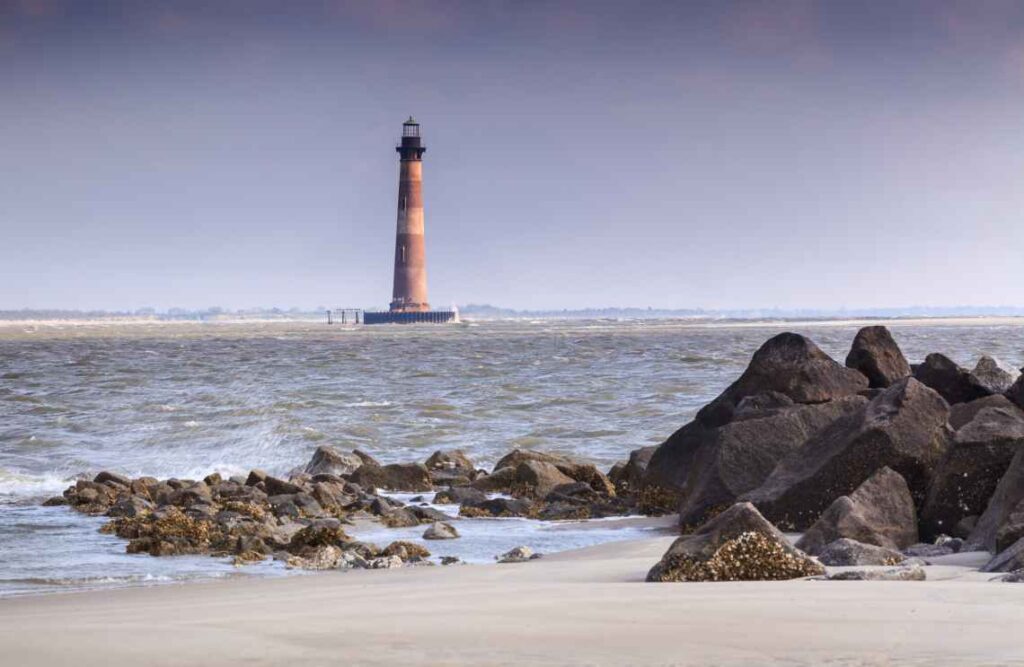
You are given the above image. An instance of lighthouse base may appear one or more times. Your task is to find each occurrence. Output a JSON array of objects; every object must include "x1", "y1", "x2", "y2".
[{"x1": 363, "y1": 310, "x2": 457, "y2": 325}]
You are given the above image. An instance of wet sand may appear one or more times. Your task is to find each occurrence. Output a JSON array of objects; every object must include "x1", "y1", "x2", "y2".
[{"x1": 1, "y1": 536, "x2": 1022, "y2": 666}]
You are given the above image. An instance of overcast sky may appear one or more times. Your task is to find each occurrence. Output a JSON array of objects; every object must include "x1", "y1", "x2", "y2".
[{"x1": 2, "y1": 0, "x2": 1023, "y2": 311}]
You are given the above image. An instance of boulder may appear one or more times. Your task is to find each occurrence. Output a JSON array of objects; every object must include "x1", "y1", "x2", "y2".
[
  {"x1": 303, "y1": 446, "x2": 363, "y2": 477},
  {"x1": 695, "y1": 333, "x2": 868, "y2": 429},
  {"x1": 470, "y1": 466, "x2": 517, "y2": 493},
  {"x1": 459, "y1": 497, "x2": 534, "y2": 518},
  {"x1": 967, "y1": 447, "x2": 1024, "y2": 552},
  {"x1": 796, "y1": 467, "x2": 918, "y2": 555},
  {"x1": 512, "y1": 461, "x2": 576, "y2": 498},
  {"x1": 969, "y1": 356, "x2": 1019, "y2": 395},
  {"x1": 94, "y1": 471, "x2": 132, "y2": 487},
  {"x1": 350, "y1": 463, "x2": 433, "y2": 492},
  {"x1": 433, "y1": 486, "x2": 487, "y2": 505},
  {"x1": 285, "y1": 545, "x2": 343, "y2": 570},
  {"x1": 1007, "y1": 373, "x2": 1024, "y2": 411},
  {"x1": 493, "y1": 449, "x2": 571, "y2": 472},
  {"x1": 646, "y1": 397, "x2": 866, "y2": 526},
  {"x1": 816, "y1": 538, "x2": 905, "y2": 566},
  {"x1": 497, "y1": 546, "x2": 537, "y2": 563},
  {"x1": 827, "y1": 565, "x2": 926, "y2": 581},
  {"x1": 263, "y1": 476, "x2": 303, "y2": 496},
  {"x1": 913, "y1": 353, "x2": 991, "y2": 405},
  {"x1": 742, "y1": 378, "x2": 950, "y2": 530},
  {"x1": 920, "y1": 405, "x2": 1024, "y2": 538},
  {"x1": 981, "y1": 537, "x2": 1024, "y2": 573},
  {"x1": 423, "y1": 522, "x2": 459, "y2": 540},
  {"x1": 646, "y1": 502, "x2": 824, "y2": 582},
  {"x1": 844, "y1": 326, "x2": 911, "y2": 389},
  {"x1": 608, "y1": 446, "x2": 656, "y2": 494},
  {"x1": 948, "y1": 394, "x2": 1019, "y2": 430},
  {"x1": 381, "y1": 540, "x2": 430, "y2": 561},
  {"x1": 425, "y1": 449, "x2": 474, "y2": 472},
  {"x1": 106, "y1": 495, "x2": 154, "y2": 518},
  {"x1": 995, "y1": 500, "x2": 1024, "y2": 554}
]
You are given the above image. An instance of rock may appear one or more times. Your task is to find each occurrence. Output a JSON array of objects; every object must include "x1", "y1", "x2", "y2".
[
  {"x1": 350, "y1": 463, "x2": 433, "y2": 492},
  {"x1": 423, "y1": 522, "x2": 459, "y2": 540},
  {"x1": 954, "y1": 515, "x2": 978, "y2": 539},
  {"x1": 106, "y1": 495, "x2": 154, "y2": 518},
  {"x1": 288, "y1": 520, "x2": 351, "y2": 551},
  {"x1": 512, "y1": 461, "x2": 576, "y2": 498},
  {"x1": 245, "y1": 469, "x2": 268, "y2": 486},
  {"x1": 645, "y1": 397, "x2": 866, "y2": 525},
  {"x1": 304, "y1": 445, "x2": 364, "y2": 477},
  {"x1": 920, "y1": 405, "x2": 1024, "y2": 538},
  {"x1": 969, "y1": 356, "x2": 1019, "y2": 395},
  {"x1": 742, "y1": 378, "x2": 950, "y2": 530},
  {"x1": 948, "y1": 394, "x2": 1019, "y2": 430},
  {"x1": 42, "y1": 496, "x2": 67, "y2": 506},
  {"x1": 425, "y1": 449, "x2": 474, "y2": 472},
  {"x1": 380, "y1": 508, "x2": 420, "y2": 528},
  {"x1": 695, "y1": 333, "x2": 868, "y2": 429},
  {"x1": 827, "y1": 565, "x2": 926, "y2": 581},
  {"x1": 935, "y1": 535, "x2": 964, "y2": 552},
  {"x1": 902, "y1": 543, "x2": 956, "y2": 559},
  {"x1": 795, "y1": 467, "x2": 918, "y2": 555},
  {"x1": 433, "y1": 486, "x2": 487, "y2": 505},
  {"x1": 646, "y1": 502, "x2": 824, "y2": 582},
  {"x1": 459, "y1": 497, "x2": 534, "y2": 518},
  {"x1": 1007, "y1": 373, "x2": 1024, "y2": 411},
  {"x1": 816, "y1": 538, "x2": 905, "y2": 566},
  {"x1": 913, "y1": 353, "x2": 992, "y2": 405},
  {"x1": 407, "y1": 505, "x2": 454, "y2": 524},
  {"x1": 440, "y1": 556, "x2": 462, "y2": 566},
  {"x1": 380, "y1": 541, "x2": 430, "y2": 561},
  {"x1": 94, "y1": 471, "x2": 132, "y2": 487},
  {"x1": 470, "y1": 466, "x2": 517, "y2": 493},
  {"x1": 994, "y1": 501, "x2": 1024, "y2": 554},
  {"x1": 496, "y1": 546, "x2": 537, "y2": 563},
  {"x1": 368, "y1": 555, "x2": 405, "y2": 569},
  {"x1": 981, "y1": 537, "x2": 1024, "y2": 573},
  {"x1": 263, "y1": 476, "x2": 303, "y2": 496},
  {"x1": 845, "y1": 326, "x2": 912, "y2": 389},
  {"x1": 608, "y1": 446, "x2": 656, "y2": 494},
  {"x1": 994, "y1": 569, "x2": 1024, "y2": 582},
  {"x1": 493, "y1": 449, "x2": 571, "y2": 472},
  {"x1": 967, "y1": 447, "x2": 1024, "y2": 552},
  {"x1": 352, "y1": 449, "x2": 380, "y2": 467}
]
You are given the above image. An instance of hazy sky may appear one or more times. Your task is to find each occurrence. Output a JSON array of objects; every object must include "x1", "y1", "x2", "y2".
[{"x1": 2, "y1": 0, "x2": 1024, "y2": 311}]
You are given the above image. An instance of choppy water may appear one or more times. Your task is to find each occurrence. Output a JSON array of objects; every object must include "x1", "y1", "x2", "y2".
[{"x1": 1, "y1": 318, "x2": 1022, "y2": 596}]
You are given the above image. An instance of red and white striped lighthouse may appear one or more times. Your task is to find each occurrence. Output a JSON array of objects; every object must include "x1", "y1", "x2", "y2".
[{"x1": 390, "y1": 117, "x2": 430, "y2": 313}]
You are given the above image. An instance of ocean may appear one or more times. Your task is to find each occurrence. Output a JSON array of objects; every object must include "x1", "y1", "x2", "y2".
[{"x1": 1, "y1": 317, "x2": 1022, "y2": 596}]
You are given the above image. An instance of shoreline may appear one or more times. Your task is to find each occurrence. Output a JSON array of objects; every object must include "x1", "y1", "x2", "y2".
[{"x1": 1, "y1": 535, "x2": 1021, "y2": 666}]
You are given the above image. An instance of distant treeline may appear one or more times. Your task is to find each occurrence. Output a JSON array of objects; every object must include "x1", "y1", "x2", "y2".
[
  {"x1": 457, "y1": 304, "x2": 1024, "y2": 320},
  {"x1": 3, "y1": 304, "x2": 1024, "y2": 322}
]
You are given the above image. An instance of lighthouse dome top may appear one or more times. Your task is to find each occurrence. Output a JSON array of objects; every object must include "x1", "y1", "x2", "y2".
[{"x1": 402, "y1": 117, "x2": 420, "y2": 138}]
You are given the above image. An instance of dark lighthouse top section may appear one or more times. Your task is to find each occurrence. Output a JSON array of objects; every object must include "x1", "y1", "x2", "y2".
[{"x1": 396, "y1": 116, "x2": 426, "y2": 161}]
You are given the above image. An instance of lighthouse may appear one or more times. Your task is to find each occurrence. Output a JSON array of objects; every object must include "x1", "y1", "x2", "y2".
[
  {"x1": 390, "y1": 117, "x2": 430, "y2": 312},
  {"x1": 363, "y1": 118, "x2": 456, "y2": 324}
]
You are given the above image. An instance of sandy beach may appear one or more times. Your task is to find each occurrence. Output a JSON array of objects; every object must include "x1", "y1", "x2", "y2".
[{"x1": 1, "y1": 534, "x2": 1021, "y2": 667}]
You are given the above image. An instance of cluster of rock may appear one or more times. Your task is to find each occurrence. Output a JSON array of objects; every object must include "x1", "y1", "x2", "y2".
[
  {"x1": 46, "y1": 441, "x2": 622, "y2": 570},
  {"x1": 636, "y1": 326, "x2": 1024, "y2": 581}
]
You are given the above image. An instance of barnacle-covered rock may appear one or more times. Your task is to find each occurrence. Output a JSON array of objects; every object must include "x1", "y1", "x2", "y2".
[{"x1": 646, "y1": 502, "x2": 823, "y2": 582}]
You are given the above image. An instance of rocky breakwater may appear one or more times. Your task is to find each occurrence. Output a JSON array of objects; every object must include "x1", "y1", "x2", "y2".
[
  {"x1": 634, "y1": 326, "x2": 1024, "y2": 581},
  {"x1": 46, "y1": 443, "x2": 645, "y2": 572}
]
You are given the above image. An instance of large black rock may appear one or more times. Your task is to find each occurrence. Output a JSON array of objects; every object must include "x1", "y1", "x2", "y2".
[
  {"x1": 921, "y1": 405, "x2": 1024, "y2": 539},
  {"x1": 647, "y1": 397, "x2": 866, "y2": 527},
  {"x1": 795, "y1": 466, "x2": 918, "y2": 555},
  {"x1": 913, "y1": 353, "x2": 992, "y2": 405},
  {"x1": 695, "y1": 332, "x2": 868, "y2": 429},
  {"x1": 967, "y1": 446, "x2": 1024, "y2": 553},
  {"x1": 845, "y1": 326, "x2": 911, "y2": 389},
  {"x1": 741, "y1": 378, "x2": 950, "y2": 530}
]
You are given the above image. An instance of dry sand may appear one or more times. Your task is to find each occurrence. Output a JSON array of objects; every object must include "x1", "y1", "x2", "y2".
[{"x1": 1, "y1": 536, "x2": 1022, "y2": 666}]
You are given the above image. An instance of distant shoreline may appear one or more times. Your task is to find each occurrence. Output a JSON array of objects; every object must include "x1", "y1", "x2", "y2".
[{"x1": 3, "y1": 314, "x2": 1024, "y2": 329}]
